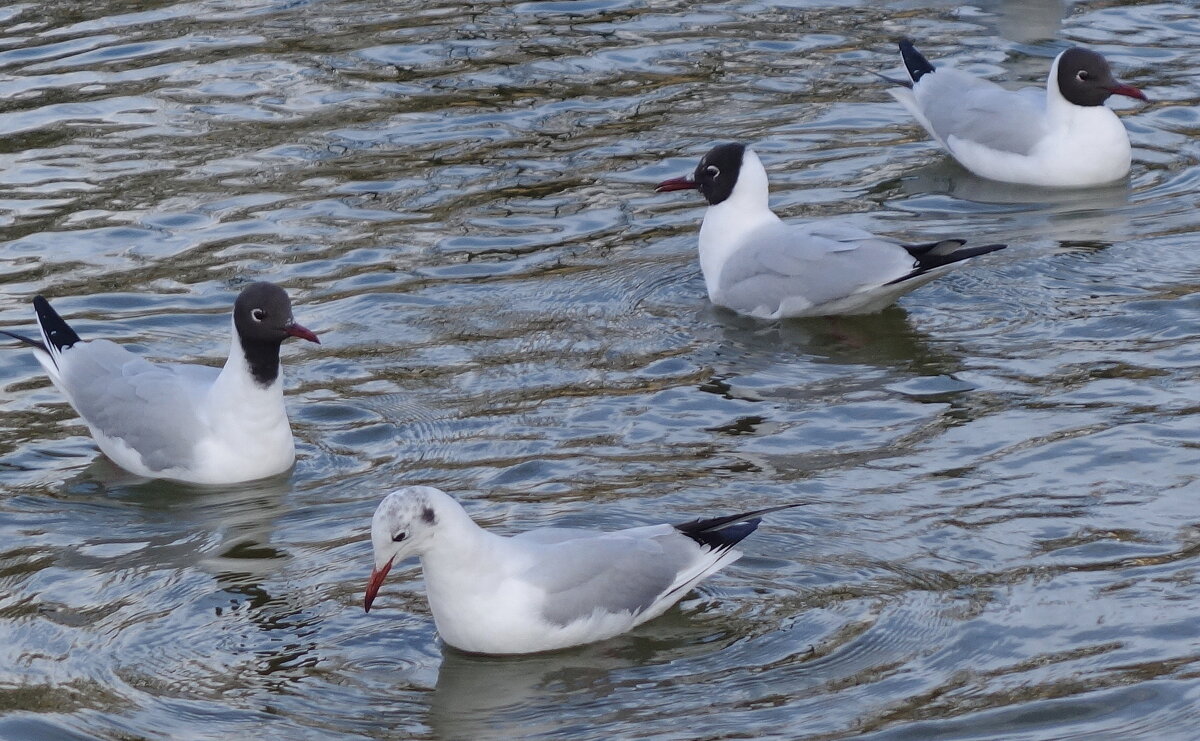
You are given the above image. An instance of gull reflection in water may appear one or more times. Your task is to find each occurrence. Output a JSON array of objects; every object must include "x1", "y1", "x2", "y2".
[
  {"x1": 886, "y1": 158, "x2": 1136, "y2": 247},
  {"x1": 428, "y1": 609, "x2": 726, "y2": 739}
]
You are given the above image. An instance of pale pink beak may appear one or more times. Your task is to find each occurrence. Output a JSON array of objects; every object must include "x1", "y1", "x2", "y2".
[{"x1": 363, "y1": 557, "x2": 394, "y2": 613}]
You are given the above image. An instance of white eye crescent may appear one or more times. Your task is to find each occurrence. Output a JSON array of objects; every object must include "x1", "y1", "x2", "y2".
[
  {"x1": 251, "y1": 308, "x2": 265, "y2": 322},
  {"x1": 1076, "y1": 70, "x2": 1089, "y2": 81},
  {"x1": 705, "y1": 165, "x2": 720, "y2": 177}
]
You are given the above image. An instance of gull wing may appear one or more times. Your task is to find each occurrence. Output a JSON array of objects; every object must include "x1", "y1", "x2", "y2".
[
  {"x1": 54, "y1": 340, "x2": 215, "y2": 472},
  {"x1": 713, "y1": 220, "x2": 918, "y2": 317},
  {"x1": 896, "y1": 68, "x2": 1048, "y2": 155},
  {"x1": 525, "y1": 525, "x2": 728, "y2": 627}
]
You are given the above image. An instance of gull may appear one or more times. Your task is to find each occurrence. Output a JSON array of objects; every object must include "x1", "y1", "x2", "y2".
[
  {"x1": 364, "y1": 485, "x2": 800, "y2": 655},
  {"x1": 887, "y1": 41, "x2": 1148, "y2": 187},
  {"x1": 655, "y1": 142, "x2": 1006, "y2": 319},
  {"x1": 0, "y1": 282, "x2": 319, "y2": 485}
]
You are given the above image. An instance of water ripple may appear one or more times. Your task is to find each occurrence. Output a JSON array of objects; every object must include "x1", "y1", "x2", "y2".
[{"x1": 2, "y1": 0, "x2": 1200, "y2": 738}]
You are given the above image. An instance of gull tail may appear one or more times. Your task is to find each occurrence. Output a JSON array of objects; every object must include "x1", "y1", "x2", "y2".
[
  {"x1": 899, "y1": 40, "x2": 935, "y2": 83},
  {"x1": 889, "y1": 240, "x2": 1006, "y2": 284},
  {"x1": 674, "y1": 502, "x2": 808, "y2": 553}
]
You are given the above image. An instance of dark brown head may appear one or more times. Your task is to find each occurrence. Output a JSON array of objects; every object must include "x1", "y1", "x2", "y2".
[
  {"x1": 1055, "y1": 47, "x2": 1147, "y2": 107},
  {"x1": 655, "y1": 142, "x2": 748, "y2": 206},
  {"x1": 232, "y1": 282, "x2": 319, "y2": 386}
]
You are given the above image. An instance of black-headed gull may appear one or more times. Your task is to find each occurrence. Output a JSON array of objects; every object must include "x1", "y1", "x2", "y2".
[
  {"x1": 655, "y1": 142, "x2": 1006, "y2": 319},
  {"x1": 0, "y1": 282, "x2": 319, "y2": 485},
  {"x1": 888, "y1": 41, "x2": 1148, "y2": 187},
  {"x1": 364, "y1": 486, "x2": 800, "y2": 655}
]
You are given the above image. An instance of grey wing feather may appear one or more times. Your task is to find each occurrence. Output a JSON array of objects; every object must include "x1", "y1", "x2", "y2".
[
  {"x1": 513, "y1": 527, "x2": 598, "y2": 546},
  {"x1": 514, "y1": 523, "x2": 669, "y2": 546},
  {"x1": 528, "y1": 528, "x2": 697, "y2": 626},
  {"x1": 715, "y1": 221, "x2": 917, "y2": 315},
  {"x1": 916, "y1": 69, "x2": 1047, "y2": 155},
  {"x1": 58, "y1": 340, "x2": 214, "y2": 471}
]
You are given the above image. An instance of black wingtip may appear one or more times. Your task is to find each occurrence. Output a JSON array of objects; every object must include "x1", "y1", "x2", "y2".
[
  {"x1": 898, "y1": 39, "x2": 935, "y2": 83},
  {"x1": 847, "y1": 61, "x2": 912, "y2": 89},
  {"x1": 0, "y1": 329, "x2": 47, "y2": 352},
  {"x1": 889, "y1": 241, "x2": 1007, "y2": 285},
  {"x1": 674, "y1": 502, "x2": 808, "y2": 552},
  {"x1": 32, "y1": 295, "x2": 82, "y2": 351},
  {"x1": 676, "y1": 516, "x2": 762, "y2": 552}
]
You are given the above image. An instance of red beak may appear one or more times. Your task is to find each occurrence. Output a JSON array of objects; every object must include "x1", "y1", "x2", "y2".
[
  {"x1": 655, "y1": 176, "x2": 699, "y2": 193},
  {"x1": 1107, "y1": 82, "x2": 1147, "y2": 102},
  {"x1": 285, "y1": 321, "x2": 320, "y2": 344},
  {"x1": 363, "y1": 557, "x2": 394, "y2": 613}
]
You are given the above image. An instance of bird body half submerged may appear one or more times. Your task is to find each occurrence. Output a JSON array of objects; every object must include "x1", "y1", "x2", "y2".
[
  {"x1": 888, "y1": 42, "x2": 1147, "y2": 187},
  {"x1": 0, "y1": 283, "x2": 319, "y2": 485},
  {"x1": 365, "y1": 486, "x2": 798, "y2": 655},
  {"x1": 656, "y1": 143, "x2": 1005, "y2": 318}
]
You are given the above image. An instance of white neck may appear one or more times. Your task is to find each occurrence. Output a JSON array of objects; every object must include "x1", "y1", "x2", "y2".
[
  {"x1": 420, "y1": 501, "x2": 511, "y2": 626},
  {"x1": 1040, "y1": 52, "x2": 1129, "y2": 179},
  {"x1": 421, "y1": 492, "x2": 497, "y2": 564},
  {"x1": 1044, "y1": 53, "x2": 1074, "y2": 125},
  {"x1": 723, "y1": 148, "x2": 770, "y2": 207},
  {"x1": 697, "y1": 148, "x2": 780, "y2": 294},
  {"x1": 207, "y1": 319, "x2": 289, "y2": 433}
]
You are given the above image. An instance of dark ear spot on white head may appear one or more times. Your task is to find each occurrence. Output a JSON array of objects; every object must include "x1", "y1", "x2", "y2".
[{"x1": 421, "y1": 507, "x2": 436, "y2": 525}]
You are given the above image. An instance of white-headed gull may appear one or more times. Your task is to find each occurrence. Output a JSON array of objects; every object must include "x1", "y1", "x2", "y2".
[
  {"x1": 888, "y1": 41, "x2": 1148, "y2": 187},
  {"x1": 0, "y1": 282, "x2": 319, "y2": 485},
  {"x1": 655, "y1": 142, "x2": 1006, "y2": 319},
  {"x1": 364, "y1": 486, "x2": 799, "y2": 655}
]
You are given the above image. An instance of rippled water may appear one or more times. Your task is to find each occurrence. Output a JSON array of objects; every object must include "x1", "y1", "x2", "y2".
[{"x1": 2, "y1": 0, "x2": 1200, "y2": 738}]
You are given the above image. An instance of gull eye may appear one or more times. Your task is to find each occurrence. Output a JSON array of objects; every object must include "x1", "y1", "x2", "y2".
[
  {"x1": 705, "y1": 165, "x2": 720, "y2": 177},
  {"x1": 1076, "y1": 70, "x2": 1089, "y2": 81},
  {"x1": 251, "y1": 308, "x2": 266, "y2": 322},
  {"x1": 392, "y1": 531, "x2": 406, "y2": 543}
]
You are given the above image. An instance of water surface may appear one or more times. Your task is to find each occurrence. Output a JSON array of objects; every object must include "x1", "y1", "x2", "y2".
[{"x1": 2, "y1": 0, "x2": 1200, "y2": 738}]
